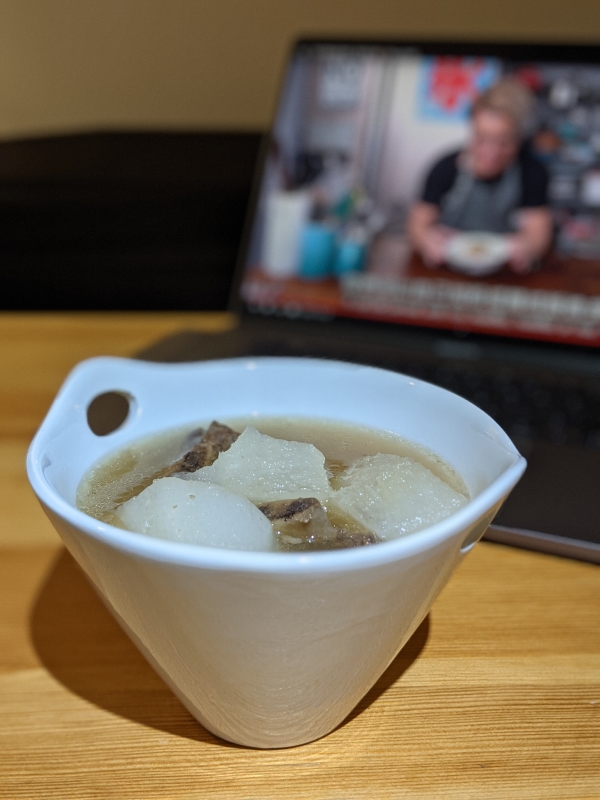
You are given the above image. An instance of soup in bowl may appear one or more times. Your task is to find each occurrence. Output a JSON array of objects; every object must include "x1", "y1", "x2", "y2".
[{"x1": 27, "y1": 356, "x2": 525, "y2": 748}]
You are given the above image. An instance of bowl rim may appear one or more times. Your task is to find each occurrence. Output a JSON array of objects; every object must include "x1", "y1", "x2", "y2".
[{"x1": 27, "y1": 356, "x2": 527, "y2": 575}]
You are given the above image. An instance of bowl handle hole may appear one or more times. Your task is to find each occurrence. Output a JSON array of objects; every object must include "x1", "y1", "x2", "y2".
[{"x1": 87, "y1": 392, "x2": 132, "y2": 436}]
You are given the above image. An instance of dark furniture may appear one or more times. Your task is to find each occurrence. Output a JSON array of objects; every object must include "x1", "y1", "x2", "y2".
[{"x1": 0, "y1": 131, "x2": 262, "y2": 310}]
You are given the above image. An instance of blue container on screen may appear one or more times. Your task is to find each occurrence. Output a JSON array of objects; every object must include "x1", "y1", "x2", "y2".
[
  {"x1": 334, "y1": 237, "x2": 367, "y2": 275},
  {"x1": 299, "y1": 223, "x2": 336, "y2": 279}
]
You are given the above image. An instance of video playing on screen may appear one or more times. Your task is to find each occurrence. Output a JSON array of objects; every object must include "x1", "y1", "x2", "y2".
[{"x1": 241, "y1": 43, "x2": 600, "y2": 346}]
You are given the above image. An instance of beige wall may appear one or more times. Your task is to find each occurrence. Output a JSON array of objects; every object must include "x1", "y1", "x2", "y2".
[{"x1": 0, "y1": 0, "x2": 599, "y2": 140}]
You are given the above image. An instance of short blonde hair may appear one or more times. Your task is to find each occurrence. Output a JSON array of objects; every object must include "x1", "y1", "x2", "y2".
[{"x1": 471, "y1": 78, "x2": 535, "y2": 138}]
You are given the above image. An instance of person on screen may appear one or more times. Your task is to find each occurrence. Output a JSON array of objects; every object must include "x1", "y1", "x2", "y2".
[{"x1": 407, "y1": 78, "x2": 552, "y2": 274}]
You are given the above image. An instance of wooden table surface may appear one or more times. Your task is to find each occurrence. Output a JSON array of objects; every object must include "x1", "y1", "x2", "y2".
[{"x1": 1, "y1": 312, "x2": 599, "y2": 800}]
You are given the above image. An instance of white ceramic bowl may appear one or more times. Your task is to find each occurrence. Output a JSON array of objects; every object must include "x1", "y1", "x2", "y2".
[
  {"x1": 27, "y1": 357, "x2": 526, "y2": 748},
  {"x1": 446, "y1": 232, "x2": 510, "y2": 276}
]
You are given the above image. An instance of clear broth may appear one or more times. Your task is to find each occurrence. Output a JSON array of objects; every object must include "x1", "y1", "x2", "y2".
[{"x1": 77, "y1": 416, "x2": 468, "y2": 548}]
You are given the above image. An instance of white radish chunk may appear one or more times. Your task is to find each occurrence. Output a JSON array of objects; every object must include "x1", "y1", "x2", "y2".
[
  {"x1": 186, "y1": 426, "x2": 331, "y2": 504},
  {"x1": 334, "y1": 454, "x2": 467, "y2": 540},
  {"x1": 117, "y1": 477, "x2": 273, "y2": 551}
]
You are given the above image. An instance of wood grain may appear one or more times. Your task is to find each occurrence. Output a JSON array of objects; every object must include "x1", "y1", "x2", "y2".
[{"x1": 1, "y1": 313, "x2": 599, "y2": 799}]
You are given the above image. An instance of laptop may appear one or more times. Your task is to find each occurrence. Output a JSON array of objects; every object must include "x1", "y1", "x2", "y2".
[{"x1": 140, "y1": 38, "x2": 600, "y2": 563}]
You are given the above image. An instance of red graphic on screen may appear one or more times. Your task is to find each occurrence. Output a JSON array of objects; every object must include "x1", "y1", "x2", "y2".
[
  {"x1": 429, "y1": 57, "x2": 486, "y2": 112},
  {"x1": 513, "y1": 65, "x2": 543, "y2": 92}
]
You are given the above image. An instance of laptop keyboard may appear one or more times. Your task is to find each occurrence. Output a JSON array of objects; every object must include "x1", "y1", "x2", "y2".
[{"x1": 252, "y1": 338, "x2": 600, "y2": 450}]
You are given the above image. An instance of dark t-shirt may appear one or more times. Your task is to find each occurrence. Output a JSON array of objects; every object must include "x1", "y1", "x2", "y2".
[{"x1": 421, "y1": 147, "x2": 549, "y2": 209}]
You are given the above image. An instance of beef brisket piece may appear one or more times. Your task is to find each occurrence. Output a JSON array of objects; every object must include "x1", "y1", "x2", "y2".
[
  {"x1": 334, "y1": 530, "x2": 377, "y2": 548},
  {"x1": 259, "y1": 497, "x2": 377, "y2": 549},
  {"x1": 165, "y1": 421, "x2": 239, "y2": 475},
  {"x1": 258, "y1": 497, "x2": 323, "y2": 523},
  {"x1": 259, "y1": 497, "x2": 337, "y2": 545}
]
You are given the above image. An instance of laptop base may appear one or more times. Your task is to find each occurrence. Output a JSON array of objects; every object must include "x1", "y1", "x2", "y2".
[{"x1": 138, "y1": 320, "x2": 600, "y2": 564}]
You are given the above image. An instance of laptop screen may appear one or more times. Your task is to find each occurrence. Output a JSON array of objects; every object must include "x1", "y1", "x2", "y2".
[{"x1": 239, "y1": 40, "x2": 600, "y2": 347}]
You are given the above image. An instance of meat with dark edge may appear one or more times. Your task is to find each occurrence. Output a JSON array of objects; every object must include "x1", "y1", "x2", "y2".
[
  {"x1": 258, "y1": 497, "x2": 322, "y2": 523},
  {"x1": 334, "y1": 530, "x2": 377, "y2": 548},
  {"x1": 259, "y1": 497, "x2": 377, "y2": 549},
  {"x1": 165, "y1": 421, "x2": 239, "y2": 475}
]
